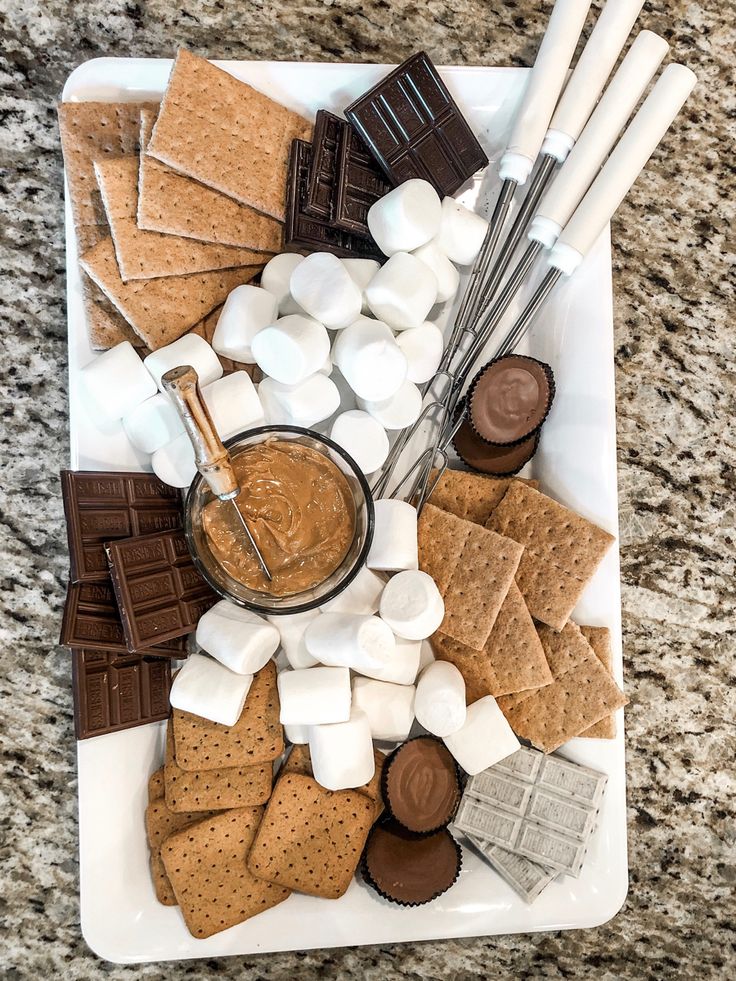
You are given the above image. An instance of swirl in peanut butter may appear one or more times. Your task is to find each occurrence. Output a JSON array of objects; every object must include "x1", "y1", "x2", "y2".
[{"x1": 202, "y1": 439, "x2": 356, "y2": 596}]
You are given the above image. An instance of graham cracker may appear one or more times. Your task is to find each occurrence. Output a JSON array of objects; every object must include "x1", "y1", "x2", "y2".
[
  {"x1": 138, "y1": 109, "x2": 283, "y2": 252},
  {"x1": 428, "y1": 469, "x2": 538, "y2": 525},
  {"x1": 147, "y1": 49, "x2": 312, "y2": 221},
  {"x1": 79, "y1": 235, "x2": 262, "y2": 350},
  {"x1": 164, "y1": 718, "x2": 272, "y2": 812},
  {"x1": 148, "y1": 766, "x2": 165, "y2": 802},
  {"x1": 282, "y1": 743, "x2": 385, "y2": 820},
  {"x1": 145, "y1": 795, "x2": 216, "y2": 908},
  {"x1": 579, "y1": 626, "x2": 617, "y2": 739},
  {"x1": 162, "y1": 807, "x2": 291, "y2": 938},
  {"x1": 172, "y1": 661, "x2": 283, "y2": 772},
  {"x1": 248, "y1": 771, "x2": 374, "y2": 899},
  {"x1": 431, "y1": 581, "x2": 552, "y2": 701},
  {"x1": 486, "y1": 482, "x2": 615, "y2": 630},
  {"x1": 418, "y1": 503, "x2": 524, "y2": 651},
  {"x1": 496, "y1": 622, "x2": 627, "y2": 753}
]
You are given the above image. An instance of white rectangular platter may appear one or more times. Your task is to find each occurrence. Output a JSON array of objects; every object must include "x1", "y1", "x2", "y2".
[{"x1": 63, "y1": 57, "x2": 628, "y2": 964}]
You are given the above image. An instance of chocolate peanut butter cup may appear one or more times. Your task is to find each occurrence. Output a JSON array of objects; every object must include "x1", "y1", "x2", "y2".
[
  {"x1": 382, "y1": 736, "x2": 461, "y2": 834},
  {"x1": 453, "y1": 399, "x2": 539, "y2": 476},
  {"x1": 362, "y1": 820, "x2": 462, "y2": 907},
  {"x1": 468, "y1": 355, "x2": 555, "y2": 447}
]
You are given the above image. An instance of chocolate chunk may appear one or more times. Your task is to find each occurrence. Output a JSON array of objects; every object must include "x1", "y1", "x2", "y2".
[
  {"x1": 334, "y1": 122, "x2": 392, "y2": 237},
  {"x1": 106, "y1": 528, "x2": 217, "y2": 653},
  {"x1": 383, "y1": 736, "x2": 461, "y2": 834},
  {"x1": 305, "y1": 110, "x2": 343, "y2": 219},
  {"x1": 469, "y1": 356, "x2": 554, "y2": 446},
  {"x1": 71, "y1": 648, "x2": 171, "y2": 739},
  {"x1": 345, "y1": 51, "x2": 488, "y2": 197},
  {"x1": 61, "y1": 470, "x2": 181, "y2": 583},
  {"x1": 362, "y1": 820, "x2": 462, "y2": 906}
]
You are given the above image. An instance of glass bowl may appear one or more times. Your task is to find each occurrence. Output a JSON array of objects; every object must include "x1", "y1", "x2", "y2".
[{"x1": 184, "y1": 425, "x2": 375, "y2": 616}]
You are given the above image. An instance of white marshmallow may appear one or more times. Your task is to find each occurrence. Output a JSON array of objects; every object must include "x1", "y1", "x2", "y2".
[
  {"x1": 278, "y1": 666, "x2": 352, "y2": 726},
  {"x1": 196, "y1": 600, "x2": 279, "y2": 675},
  {"x1": 443, "y1": 696, "x2": 520, "y2": 775},
  {"x1": 122, "y1": 392, "x2": 184, "y2": 454},
  {"x1": 367, "y1": 179, "x2": 442, "y2": 256},
  {"x1": 304, "y1": 613, "x2": 396, "y2": 673},
  {"x1": 379, "y1": 570, "x2": 445, "y2": 640},
  {"x1": 418, "y1": 638, "x2": 436, "y2": 673},
  {"x1": 202, "y1": 371, "x2": 265, "y2": 439},
  {"x1": 412, "y1": 241, "x2": 460, "y2": 302},
  {"x1": 352, "y1": 677, "x2": 415, "y2": 742},
  {"x1": 357, "y1": 380, "x2": 422, "y2": 430},
  {"x1": 251, "y1": 314, "x2": 330, "y2": 385},
  {"x1": 290, "y1": 252, "x2": 362, "y2": 329},
  {"x1": 81, "y1": 342, "x2": 157, "y2": 424},
  {"x1": 414, "y1": 660, "x2": 466, "y2": 737},
  {"x1": 211, "y1": 284, "x2": 279, "y2": 362},
  {"x1": 144, "y1": 334, "x2": 223, "y2": 392},
  {"x1": 261, "y1": 253, "x2": 305, "y2": 314},
  {"x1": 318, "y1": 350, "x2": 333, "y2": 375},
  {"x1": 332, "y1": 317, "x2": 407, "y2": 401},
  {"x1": 365, "y1": 252, "x2": 438, "y2": 331},
  {"x1": 151, "y1": 432, "x2": 196, "y2": 488},
  {"x1": 330, "y1": 410, "x2": 389, "y2": 474},
  {"x1": 367, "y1": 499, "x2": 418, "y2": 571},
  {"x1": 284, "y1": 722, "x2": 310, "y2": 745},
  {"x1": 169, "y1": 653, "x2": 252, "y2": 727},
  {"x1": 330, "y1": 367, "x2": 358, "y2": 414},
  {"x1": 258, "y1": 373, "x2": 340, "y2": 428},
  {"x1": 434, "y1": 196, "x2": 489, "y2": 266},
  {"x1": 309, "y1": 708, "x2": 375, "y2": 791},
  {"x1": 395, "y1": 321, "x2": 445, "y2": 384},
  {"x1": 341, "y1": 258, "x2": 381, "y2": 314},
  {"x1": 280, "y1": 294, "x2": 306, "y2": 316},
  {"x1": 320, "y1": 566, "x2": 385, "y2": 615},
  {"x1": 356, "y1": 637, "x2": 422, "y2": 685},
  {"x1": 267, "y1": 610, "x2": 319, "y2": 669}
]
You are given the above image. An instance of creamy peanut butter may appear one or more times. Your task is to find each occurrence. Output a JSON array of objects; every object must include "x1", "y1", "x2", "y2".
[{"x1": 202, "y1": 439, "x2": 356, "y2": 596}]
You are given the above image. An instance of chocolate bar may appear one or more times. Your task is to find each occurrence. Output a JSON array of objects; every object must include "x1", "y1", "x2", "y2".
[
  {"x1": 61, "y1": 470, "x2": 182, "y2": 582},
  {"x1": 71, "y1": 648, "x2": 171, "y2": 739},
  {"x1": 305, "y1": 110, "x2": 343, "y2": 219},
  {"x1": 334, "y1": 123, "x2": 392, "y2": 237},
  {"x1": 345, "y1": 51, "x2": 488, "y2": 197},
  {"x1": 106, "y1": 529, "x2": 217, "y2": 652}
]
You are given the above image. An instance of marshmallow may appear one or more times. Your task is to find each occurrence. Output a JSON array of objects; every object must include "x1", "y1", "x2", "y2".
[
  {"x1": 284, "y1": 722, "x2": 310, "y2": 745},
  {"x1": 258, "y1": 373, "x2": 340, "y2": 428},
  {"x1": 332, "y1": 317, "x2": 407, "y2": 401},
  {"x1": 412, "y1": 241, "x2": 460, "y2": 303},
  {"x1": 330, "y1": 410, "x2": 389, "y2": 474},
  {"x1": 251, "y1": 314, "x2": 330, "y2": 385},
  {"x1": 357, "y1": 380, "x2": 422, "y2": 430},
  {"x1": 341, "y1": 258, "x2": 381, "y2": 314},
  {"x1": 418, "y1": 638, "x2": 435, "y2": 673},
  {"x1": 365, "y1": 252, "x2": 438, "y2": 331},
  {"x1": 356, "y1": 637, "x2": 422, "y2": 685},
  {"x1": 395, "y1": 321, "x2": 445, "y2": 384},
  {"x1": 434, "y1": 196, "x2": 489, "y2": 266},
  {"x1": 202, "y1": 371, "x2": 265, "y2": 438},
  {"x1": 151, "y1": 432, "x2": 196, "y2": 488},
  {"x1": 211, "y1": 284, "x2": 279, "y2": 362},
  {"x1": 414, "y1": 660, "x2": 466, "y2": 737},
  {"x1": 267, "y1": 610, "x2": 319, "y2": 669},
  {"x1": 352, "y1": 677, "x2": 416, "y2": 742},
  {"x1": 304, "y1": 613, "x2": 396, "y2": 673},
  {"x1": 261, "y1": 253, "x2": 305, "y2": 314},
  {"x1": 196, "y1": 600, "x2": 279, "y2": 675},
  {"x1": 367, "y1": 499, "x2": 418, "y2": 571},
  {"x1": 144, "y1": 334, "x2": 223, "y2": 392},
  {"x1": 278, "y1": 666, "x2": 352, "y2": 726},
  {"x1": 169, "y1": 653, "x2": 252, "y2": 727},
  {"x1": 122, "y1": 392, "x2": 184, "y2": 454},
  {"x1": 443, "y1": 696, "x2": 521, "y2": 775},
  {"x1": 290, "y1": 252, "x2": 362, "y2": 329},
  {"x1": 367, "y1": 179, "x2": 442, "y2": 256},
  {"x1": 320, "y1": 566, "x2": 385, "y2": 615},
  {"x1": 379, "y1": 570, "x2": 445, "y2": 640},
  {"x1": 309, "y1": 708, "x2": 375, "y2": 791},
  {"x1": 81, "y1": 342, "x2": 158, "y2": 424}
]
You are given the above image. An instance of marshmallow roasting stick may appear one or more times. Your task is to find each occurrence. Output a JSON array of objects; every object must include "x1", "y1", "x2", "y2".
[{"x1": 162, "y1": 365, "x2": 272, "y2": 581}]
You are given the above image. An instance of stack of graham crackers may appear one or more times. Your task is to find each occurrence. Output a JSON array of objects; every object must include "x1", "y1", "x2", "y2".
[
  {"x1": 58, "y1": 49, "x2": 312, "y2": 352},
  {"x1": 422, "y1": 469, "x2": 627, "y2": 752}
]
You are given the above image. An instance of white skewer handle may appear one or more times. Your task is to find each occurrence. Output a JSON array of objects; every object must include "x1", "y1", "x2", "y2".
[
  {"x1": 531, "y1": 31, "x2": 669, "y2": 247},
  {"x1": 549, "y1": 63, "x2": 697, "y2": 275},
  {"x1": 500, "y1": 0, "x2": 592, "y2": 185},
  {"x1": 542, "y1": 0, "x2": 646, "y2": 160}
]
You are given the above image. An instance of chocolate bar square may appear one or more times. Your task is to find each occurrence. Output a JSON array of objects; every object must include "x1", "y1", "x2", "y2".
[
  {"x1": 305, "y1": 110, "x2": 343, "y2": 220},
  {"x1": 334, "y1": 123, "x2": 392, "y2": 237}
]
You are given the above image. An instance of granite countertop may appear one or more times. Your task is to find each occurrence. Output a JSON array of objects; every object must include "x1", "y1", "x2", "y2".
[{"x1": 1, "y1": 0, "x2": 734, "y2": 977}]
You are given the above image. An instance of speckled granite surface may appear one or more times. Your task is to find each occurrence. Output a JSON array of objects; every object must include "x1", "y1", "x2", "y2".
[{"x1": 1, "y1": 0, "x2": 734, "y2": 977}]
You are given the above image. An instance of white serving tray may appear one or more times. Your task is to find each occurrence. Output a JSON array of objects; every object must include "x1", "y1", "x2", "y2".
[{"x1": 63, "y1": 57, "x2": 627, "y2": 964}]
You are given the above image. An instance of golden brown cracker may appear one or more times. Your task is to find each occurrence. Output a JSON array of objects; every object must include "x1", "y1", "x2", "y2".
[
  {"x1": 281, "y1": 743, "x2": 384, "y2": 820},
  {"x1": 145, "y1": 795, "x2": 216, "y2": 908},
  {"x1": 148, "y1": 767, "x2": 165, "y2": 802},
  {"x1": 579, "y1": 626, "x2": 616, "y2": 739},
  {"x1": 428, "y1": 469, "x2": 538, "y2": 525}
]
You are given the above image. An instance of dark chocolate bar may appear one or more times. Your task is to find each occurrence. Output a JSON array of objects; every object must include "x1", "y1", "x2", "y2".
[
  {"x1": 305, "y1": 109, "x2": 343, "y2": 219},
  {"x1": 334, "y1": 122, "x2": 392, "y2": 237},
  {"x1": 345, "y1": 51, "x2": 489, "y2": 197},
  {"x1": 61, "y1": 470, "x2": 181, "y2": 582},
  {"x1": 71, "y1": 648, "x2": 171, "y2": 739},
  {"x1": 106, "y1": 529, "x2": 217, "y2": 653}
]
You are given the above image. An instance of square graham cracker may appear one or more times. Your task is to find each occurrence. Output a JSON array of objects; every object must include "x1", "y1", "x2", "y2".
[
  {"x1": 248, "y1": 771, "x2": 374, "y2": 899},
  {"x1": 282, "y1": 743, "x2": 385, "y2": 820},
  {"x1": 94, "y1": 157, "x2": 268, "y2": 281},
  {"x1": 148, "y1": 766, "x2": 165, "y2": 802},
  {"x1": 431, "y1": 581, "x2": 552, "y2": 701},
  {"x1": 496, "y1": 622, "x2": 627, "y2": 753},
  {"x1": 145, "y1": 792, "x2": 216, "y2": 907},
  {"x1": 418, "y1": 503, "x2": 523, "y2": 651},
  {"x1": 138, "y1": 109, "x2": 283, "y2": 252},
  {"x1": 147, "y1": 50, "x2": 312, "y2": 221},
  {"x1": 162, "y1": 807, "x2": 291, "y2": 938},
  {"x1": 172, "y1": 661, "x2": 283, "y2": 771},
  {"x1": 486, "y1": 482, "x2": 615, "y2": 631},
  {"x1": 579, "y1": 626, "x2": 617, "y2": 739},
  {"x1": 428, "y1": 469, "x2": 538, "y2": 525}
]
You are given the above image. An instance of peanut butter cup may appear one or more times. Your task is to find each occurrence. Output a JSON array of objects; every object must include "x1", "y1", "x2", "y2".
[
  {"x1": 362, "y1": 821, "x2": 462, "y2": 907},
  {"x1": 453, "y1": 408, "x2": 539, "y2": 476},
  {"x1": 468, "y1": 355, "x2": 554, "y2": 446},
  {"x1": 382, "y1": 736, "x2": 461, "y2": 834}
]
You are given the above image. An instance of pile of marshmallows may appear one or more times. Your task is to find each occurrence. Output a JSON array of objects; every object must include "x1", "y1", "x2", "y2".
[
  {"x1": 169, "y1": 497, "x2": 519, "y2": 791},
  {"x1": 79, "y1": 180, "x2": 490, "y2": 487}
]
